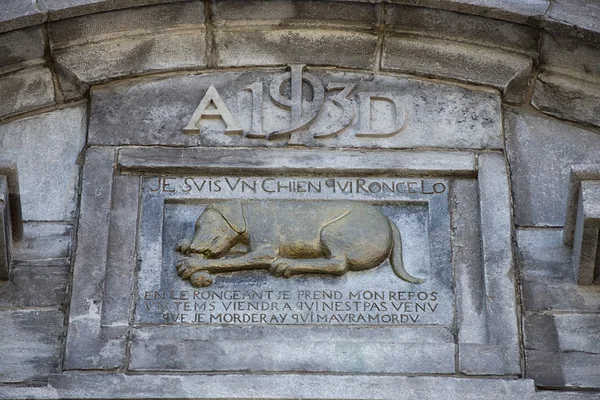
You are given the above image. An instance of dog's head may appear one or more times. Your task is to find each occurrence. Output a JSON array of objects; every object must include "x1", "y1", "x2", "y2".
[{"x1": 188, "y1": 200, "x2": 246, "y2": 258}]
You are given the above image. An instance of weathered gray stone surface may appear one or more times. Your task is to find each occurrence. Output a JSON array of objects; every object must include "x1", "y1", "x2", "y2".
[
  {"x1": 463, "y1": 152, "x2": 519, "y2": 375},
  {"x1": 12, "y1": 222, "x2": 72, "y2": 263},
  {"x1": 64, "y1": 147, "x2": 128, "y2": 370},
  {"x1": 382, "y1": 36, "x2": 533, "y2": 103},
  {"x1": 517, "y1": 229, "x2": 600, "y2": 312},
  {"x1": 0, "y1": 265, "x2": 69, "y2": 308},
  {"x1": 532, "y1": 72, "x2": 600, "y2": 128},
  {"x1": 0, "y1": 0, "x2": 45, "y2": 34},
  {"x1": 545, "y1": 0, "x2": 600, "y2": 42},
  {"x1": 505, "y1": 109, "x2": 600, "y2": 227},
  {"x1": 215, "y1": 29, "x2": 377, "y2": 69},
  {"x1": 212, "y1": 0, "x2": 380, "y2": 28},
  {"x1": 1, "y1": 373, "x2": 543, "y2": 399},
  {"x1": 524, "y1": 313, "x2": 600, "y2": 389},
  {"x1": 570, "y1": 181, "x2": 600, "y2": 284},
  {"x1": 0, "y1": 27, "x2": 45, "y2": 70},
  {"x1": 388, "y1": 0, "x2": 550, "y2": 24},
  {"x1": 49, "y1": 2, "x2": 206, "y2": 99},
  {"x1": 0, "y1": 67, "x2": 56, "y2": 119},
  {"x1": 40, "y1": 0, "x2": 185, "y2": 21},
  {"x1": 451, "y1": 180, "x2": 488, "y2": 365},
  {"x1": 118, "y1": 147, "x2": 476, "y2": 175},
  {"x1": 385, "y1": 5, "x2": 539, "y2": 55},
  {"x1": 0, "y1": 105, "x2": 87, "y2": 221},
  {"x1": 0, "y1": 309, "x2": 63, "y2": 383},
  {"x1": 131, "y1": 326, "x2": 455, "y2": 373},
  {"x1": 89, "y1": 71, "x2": 501, "y2": 149}
]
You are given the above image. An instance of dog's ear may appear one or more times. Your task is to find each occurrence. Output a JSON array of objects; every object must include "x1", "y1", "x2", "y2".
[{"x1": 210, "y1": 200, "x2": 246, "y2": 234}]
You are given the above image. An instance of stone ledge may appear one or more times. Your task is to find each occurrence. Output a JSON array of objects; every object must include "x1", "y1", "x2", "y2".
[{"x1": 1, "y1": 372, "x2": 598, "y2": 399}]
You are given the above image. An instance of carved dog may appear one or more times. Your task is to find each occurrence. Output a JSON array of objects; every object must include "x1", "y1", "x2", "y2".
[{"x1": 176, "y1": 200, "x2": 423, "y2": 287}]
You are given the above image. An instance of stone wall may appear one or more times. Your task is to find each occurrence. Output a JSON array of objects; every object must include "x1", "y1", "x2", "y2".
[{"x1": 0, "y1": 0, "x2": 599, "y2": 398}]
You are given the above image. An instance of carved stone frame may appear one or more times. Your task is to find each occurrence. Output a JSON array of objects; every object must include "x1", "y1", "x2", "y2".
[{"x1": 65, "y1": 147, "x2": 519, "y2": 376}]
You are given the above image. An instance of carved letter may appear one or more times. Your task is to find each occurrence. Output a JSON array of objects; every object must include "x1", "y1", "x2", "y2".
[
  {"x1": 245, "y1": 80, "x2": 265, "y2": 138},
  {"x1": 356, "y1": 93, "x2": 406, "y2": 138},
  {"x1": 184, "y1": 85, "x2": 242, "y2": 135},
  {"x1": 313, "y1": 83, "x2": 356, "y2": 139},
  {"x1": 268, "y1": 65, "x2": 324, "y2": 140}
]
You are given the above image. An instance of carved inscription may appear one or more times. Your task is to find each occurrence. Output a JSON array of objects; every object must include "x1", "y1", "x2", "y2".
[
  {"x1": 149, "y1": 177, "x2": 447, "y2": 195},
  {"x1": 135, "y1": 175, "x2": 453, "y2": 327},
  {"x1": 184, "y1": 65, "x2": 406, "y2": 140},
  {"x1": 140, "y1": 289, "x2": 439, "y2": 325}
]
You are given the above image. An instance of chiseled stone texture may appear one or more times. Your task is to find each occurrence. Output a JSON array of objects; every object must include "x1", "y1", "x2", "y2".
[
  {"x1": 545, "y1": 0, "x2": 600, "y2": 43},
  {"x1": 48, "y1": 1, "x2": 206, "y2": 99},
  {"x1": 0, "y1": 265, "x2": 69, "y2": 308},
  {"x1": 0, "y1": 105, "x2": 87, "y2": 221},
  {"x1": 215, "y1": 30, "x2": 377, "y2": 69},
  {"x1": 212, "y1": 0, "x2": 380, "y2": 28},
  {"x1": 524, "y1": 313, "x2": 600, "y2": 389},
  {"x1": 384, "y1": 5, "x2": 539, "y2": 55},
  {"x1": 13, "y1": 222, "x2": 72, "y2": 264},
  {"x1": 0, "y1": 27, "x2": 55, "y2": 118},
  {"x1": 387, "y1": 0, "x2": 550, "y2": 24},
  {"x1": 532, "y1": 33, "x2": 600, "y2": 127},
  {"x1": 517, "y1": 229, "x2": 600, "y2": 312},
  {"x1": 212, "y1": 0, "x2": 378, "y2": 69},
  {"x1": 0, "y1": 0, "x2": 45, "y2": 34},
  {"x1": 382, "y1": 35, "x2": 532, "y2": 103},
  {"x1": 0, "y1": 309, "x2": 64, "y2": 383},
  {"x1": 0, "y1": 27, "x2": 45, "y2": 70},
  {"x1": 0, "y1": 68, "x2": 56, "y2": 119},
  {"x1": 505, "y1": 109, "x2": 600, "y2": 227}
]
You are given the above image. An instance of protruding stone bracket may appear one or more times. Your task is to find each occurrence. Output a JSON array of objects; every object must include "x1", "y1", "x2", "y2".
[
  {"x1": 564, "y1": 165, "x2": 600, "y2": 285},
  {"x1": 0, "y1": 165, "x2": 23, "y2": 280}
]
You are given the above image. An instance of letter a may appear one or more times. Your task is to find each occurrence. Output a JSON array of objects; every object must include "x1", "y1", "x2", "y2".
[{"x1": 184, "y1": 85, "x2": 242, "y2": 135}]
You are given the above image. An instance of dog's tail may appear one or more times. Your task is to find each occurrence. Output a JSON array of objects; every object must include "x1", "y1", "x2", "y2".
[{"x1": 389, "y1": 222, "x2": 425, "y2": 284}]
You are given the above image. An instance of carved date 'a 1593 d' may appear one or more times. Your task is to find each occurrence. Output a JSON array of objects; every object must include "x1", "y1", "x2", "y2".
[
  {"x1": 175, "y1": 200, "x2": 424, "y2": 287},
  {"x1": 183, "y1": 64, "x2": 406, "y2": 140}
]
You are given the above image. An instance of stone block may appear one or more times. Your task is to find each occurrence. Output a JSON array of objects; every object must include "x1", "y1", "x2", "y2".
[
  {"x1": 40, "y1": 0, "x2": 185, "y2": 21},
  {"x1": 524, "y1": 313, "x2": 600, "y2": 389},
  {"x1": 0, "y1": 309, "x2": 63, "y2": 383},
  {"x1": 385, "y1": 0, "x2": 550, "y2": 25},
  {"x1": 505, "y1": 109, "x2": 600, "y2": 227},
  {"x1": 49, "y1": 2, "x2": 206, "y2": 99},
  {"x1": 0, "y1": 27, "x2": 45, "y2": 70},
  {"x1": 88, "y1": 70, "x2": 502, "y2": 149},
  {"x1": 532, "y1": 72, "x2": 600, "y2": 128},
  {"x1": 12, "y1": 222, "x2": 72, "y2": 263},
  {"x1": 381, "y1": 35, "x2": 533, "y2": 103},
  {"x1": 517, "y1": 228, "x2": 600, "y2": 312},
  {"x1": 0, "y1": 0, "x2": 46, "y2": 34},
  {"x1": 0, "y1": 372, "x2": 544, "y2": 399},
  {"x1": 0, "y1": 265, "x2": 69, "y2": 308},
  {"x1": 0, "y1": 105, "x2": 87, "y2": 221},
  {"x1": 385, "y1": 5, "x2": 539, "y2": 56},
  {"x1": 0, "y1": 67, "x2": 56, "y2": 119},
  {"x1": 215, "y1": 29, "x2": 377, "y2": 69},
  {"x1": 464, "y1": 152, "x2": 519, "y2": 375},
  {"x1": 212, "y1": 0, "x2": 379, "y2": 28},
  {"x1": 545, "y1": 0, "x2": 600, "y2": 43},
  {"x1": 570, "y1": 181, "x2": 600, "y2": 284},
  {"x1": 64, "y1": 147, "x2": 129, "y2": 370},
  {"x1": 118, "y1": 147, "x2": 476, "y2": 176}
]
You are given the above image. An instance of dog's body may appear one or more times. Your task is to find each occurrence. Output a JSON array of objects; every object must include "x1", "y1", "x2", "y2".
[{"x1": 176, "y1": 200, "x2": 423, "y2": 286}]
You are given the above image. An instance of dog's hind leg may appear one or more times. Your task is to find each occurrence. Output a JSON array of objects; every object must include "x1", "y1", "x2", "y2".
[{"x1": 269, "y1": 254, "x2": 348, "y2": 278}]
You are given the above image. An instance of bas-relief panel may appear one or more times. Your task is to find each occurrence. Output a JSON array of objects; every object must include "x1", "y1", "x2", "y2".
[{"x1": 135, "y1": 176, "x2": 453, "y2": 328}]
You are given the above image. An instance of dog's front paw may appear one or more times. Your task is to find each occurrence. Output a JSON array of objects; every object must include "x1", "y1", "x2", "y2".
[
  {"x1": 269, "y1": 259, "x2": 295, "y2": 278},
  {"x1": 176, "y1": 258, "x2": 196, "y2": 280},
  {"x1": 176, "y1": 239, "x2": 192, "y2": 255}
]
